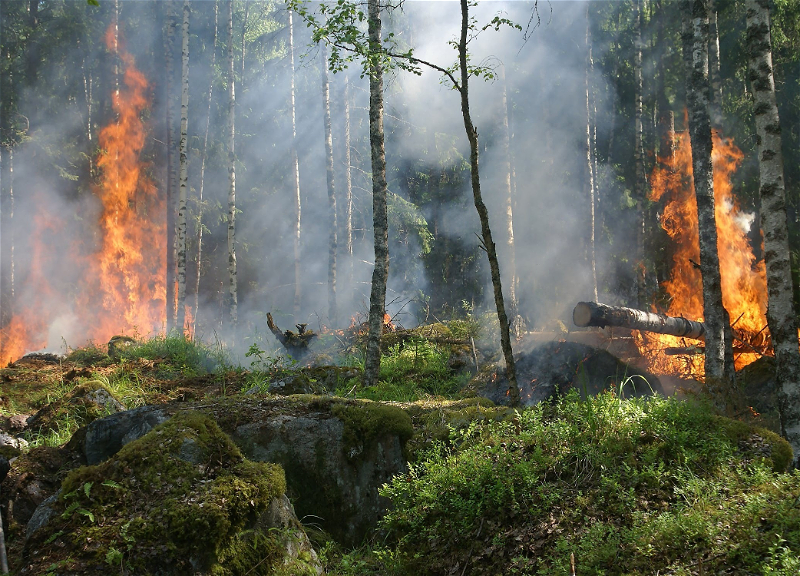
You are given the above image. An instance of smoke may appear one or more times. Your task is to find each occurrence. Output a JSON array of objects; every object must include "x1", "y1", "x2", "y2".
[{"x1": 1, "y1": 0, "x2": 626, "y2": 363}]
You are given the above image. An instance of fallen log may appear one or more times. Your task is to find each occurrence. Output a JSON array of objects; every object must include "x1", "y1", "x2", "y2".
[{"x1": 573, "y1": 301, "x2": 706, "y2": 340}]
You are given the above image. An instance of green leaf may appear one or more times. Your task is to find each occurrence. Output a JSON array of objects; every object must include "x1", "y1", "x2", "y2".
[{"x1": 87, "y1": 0, "x2": 100, "y2": 6}]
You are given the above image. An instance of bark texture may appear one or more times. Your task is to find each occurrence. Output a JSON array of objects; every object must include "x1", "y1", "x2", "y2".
[
  {"x1": 458, "y1": 0, "x2": 519, "y2": 405},
  {"x1": 176, "y1": 0, "x2": 189, "y2": 334},
  {"x1": 363, "y1": 0, "x2": 390, "y2": 389},
  {"x1": 573, "y1": 301, "x2": 706, "y2": 340},
  {"x1": 321, "y1": 44, "x2": 338, "y2": 327},
  {"x1": 226, "y1": 0, "x2": 237, "y2": 328},
  {"x1": 343, "y1": 75, "x2": 354, "y2": 289},
  {"x1": 708, "y1": 0, "x2": 723, "y2": 128},
  {"x1": 682, "y1": 0, "x2": 734, "y2": 394},
  {"x1": 746, "y1": 0, "x2": 800, "y2": 466},
  {"x1": 194, "y1": 0, "x2": 218, "y2": 334},
  {"x1": 289, "y1": 8, "x2": 302, "y2": 319},
  {"x1": 164, "y1": 0, "x2": 178, "y2": 332}
]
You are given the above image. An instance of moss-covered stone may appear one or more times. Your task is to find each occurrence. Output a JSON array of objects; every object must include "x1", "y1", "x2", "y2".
[
  {"x1": 715, "y1": 415, "x2": 793, "y2": 472},
  {"x1": 21, "y1": 411, "x2": 315, "y2": 575},
  {"x1": 26, "y1": 380, "x2": 124, "y2": 435},
  {"x1": 330, "y1": 400, "x2": 414, "y2": 461}
]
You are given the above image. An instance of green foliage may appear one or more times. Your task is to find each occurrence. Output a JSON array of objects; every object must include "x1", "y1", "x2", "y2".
[
  {"x1": 378, "y1": 392, "x2": 800, "y2": 575},
  {"x1": 118, "y1": 334, "x2": 224, "y2": 376}
]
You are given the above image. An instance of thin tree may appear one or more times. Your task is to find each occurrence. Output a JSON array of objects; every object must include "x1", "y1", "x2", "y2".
[
  {"x1": 633, "y1": 0, "x2": 647, "y2": 307},
  {"x1": 585, "y1": 5, "x2": 598, "y2": 302},
  {"x1": 745, "y1": 0, "x2": 800, "y2": 466},
  {"x1": 176, "y1": 0, "x2": 189, "y2": 334},
  {"x1": 682, "y1": 0, "x2": 734, "y2": 396},
  {"x1": 498, "y1": 64, "x2": 521, "y2": 331},
  {"x1": 289, "y1": 6, "x2": 302, "y2": 319},
  {"x1": 226, "y1": 0, "x2": 237, "y2": 328},
  {"x1": 363, "y1": 0, "x2": 389, "y2": 388},
  {"x1": 321, "y1": 43, "x2": 338, "y2": 327},
  {"x1": 708, "y1": 0, "x2": 723, "y2": 128},
  {"x1": 343, "y1": 74, "x2": 354, "y2": 291},
  {"x1": 164, "y1": 0, "x2": 178, "y2": 332},
  {"x1": 194, "y1": 0, "x2": 218, "y2": 334}
]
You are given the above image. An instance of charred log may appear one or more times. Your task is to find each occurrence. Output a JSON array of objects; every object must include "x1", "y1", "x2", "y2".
[
  {"x1": 573, "y1": 301, "x2": 706, "y2": 340},
  {"x1": 267, "y1": 312, "x2": 317, "y2": 358}
]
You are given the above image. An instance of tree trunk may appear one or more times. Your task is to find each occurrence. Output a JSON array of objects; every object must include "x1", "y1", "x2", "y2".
[
  {"x1": 708, "y1": 0, "x2": 723, "y2": 129},
  {"x1": 226, "y1": 0, "x2": 238, "y2": 328},
  {"x1": 573, "y1": 301, "x2": 707, "y2": 339},
  {"x1": 498, "y1": 64, "x2": 520, "y2": 331},
  {"x1": 240, "y1": 2, "x2": 249, "y2": 95},
  {"x1": 585, "y1": 6, "x2": 598, "y2": 303},
  {"x1": 321, "y1": 44, "x2": 338, "y2": 327},
  {"x1": 745, "y1": 0, "x2": 800, "y2": 466},
  {"x1": 682, "y1": 0, "x2": 734, "y2": 396},
  {"x1": 164, "y1": 0, "x2": 178, "y2": 332},
  {"x1": 289, "y1": 8, "x2": 302, "y2": 319},
  {"x1": 458, "y1": 0, "x2": 519, "y2": 406},
  {"x1": 176, "y1": 0, "x2": 190, "y2": 335},
  {"x1": 25, "y1": 0, "x2": 39, "y2": 89},
  {"x1": 194, "y1": 0, "x2": 218, "y2": 335},
  {"x1": 343, "y1": 74, "x2": 353, "y2": 290},
  {"x1": 0, "y1": 1, "x2": 7, "y2": 329},
  {"x1": 654, "y1": 0, "x2": 674, "y2": 161},
  {"x1": 363, "y1": 0, "x2": 389, "y2": 389},
  {"x1": 633, "y1": 0, "x2": 647, "y2": 308}
]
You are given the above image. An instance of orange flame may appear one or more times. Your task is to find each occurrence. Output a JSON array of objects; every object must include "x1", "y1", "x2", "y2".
[
  {"x1": 637, "y1": 128, "x2": 769, "y2": 376},
  {"x1": 0, "y1": 26, "x2": 164, "y2": 365}
]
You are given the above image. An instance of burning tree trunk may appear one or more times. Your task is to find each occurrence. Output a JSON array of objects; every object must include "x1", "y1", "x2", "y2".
[
  {"x1": 745, "y1": 0, "x2": 800, "y2": 466},
  {"x1": 226, "y1": 0, "x2": 238, "y2": 328},
  {"x1": 289, "y1": 7, "x2": 302, "y2": 319},
  {"x1": 682, "y1": 0, "x2": 734, "y2": 393},
  {"x1": 194, "y1": 0, "x2": 218, "y2": 335},
  {"x1": 363, "y1": 0, "x2": 390, "y2": 389},
  {"x1": 573, "y1": 301, "x2": 706, "y2": 340},
  {"x1": 176, "y1": 0, "x2": 189, "y2": 335},
  {"x1": 321, "y1": 43, "x2": 338, "y2": 328}
]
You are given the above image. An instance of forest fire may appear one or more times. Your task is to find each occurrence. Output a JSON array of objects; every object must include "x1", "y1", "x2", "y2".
[
  {"x1": 0, "y1": 27, "x2": 164, "y2": 365},
  {"x1": 636, "y1": 129, "x2": 769, "y2": 377}
]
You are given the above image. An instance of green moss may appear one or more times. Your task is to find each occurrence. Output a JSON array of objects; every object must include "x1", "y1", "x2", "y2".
[
  {"x1": 31, "y1": 411, "x2": 292, "y2": 575},
  {"x1": 331, "y1": 400, "x2": 414, "y2": 461},
  {"x1": 715, "y1": 415, "x2": 793, "y2": 472}
]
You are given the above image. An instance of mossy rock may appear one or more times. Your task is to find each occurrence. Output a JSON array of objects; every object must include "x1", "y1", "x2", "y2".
[
  {"x1": 715, "y1": 415, "x2": 793, "y2": 472},
  {"x1": 22, "y1": 412, "x2": 317, "y2": 575},
  {"x1": 26, "y1": 381, "x2": 125, "y2": 435},
  {"x1": 403, "y1": 397, "x2": 514, "y2": 458}
]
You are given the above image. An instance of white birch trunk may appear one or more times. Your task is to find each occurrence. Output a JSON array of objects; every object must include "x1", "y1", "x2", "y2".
[
  {"x1": 289, "y1": 8, "x2": 302, "y2": 319},
  {"x1": 176, "y1": 0, "x2": 190, "y2": 334},
  {"x1": 746, "y1": 0, "x2": 800, "y2": 466},
  {"x1": 344, "y1": 75, "x2": 353, "y2": 290},
  {"x1": 683, "y1": 0, "x2": 734, "y2": 394},
  {"x1": 194, "y1": 0, "x2": 218, "y2": 335},
  {"x1": 585, "y1": 6, "x2": 598, "y2": 303},
  {"x1": 226, "y1": 0, "x2": 237, "y2": 328},
  {"x1": 321, "y1": 44, "x2": 338, "y2": 327},
  {"x1": 498, "y1": 64, "x2": 520, "y2": 331},
  {"x1": 363, "y1": 0, "x2": 389, "y2": 388}
]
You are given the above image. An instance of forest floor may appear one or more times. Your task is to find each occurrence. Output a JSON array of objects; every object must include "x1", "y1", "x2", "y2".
[{"x1": 0, "y1": 326, "x2": 799, "y2": 575}]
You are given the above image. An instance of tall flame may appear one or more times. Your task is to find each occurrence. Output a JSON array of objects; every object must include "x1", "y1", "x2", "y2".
[
  {"x1": 0, "y1": 26, "x2": 164, "y2": 365},
  {"x1": 637, "y1": 128, "x2": 769, "y2": 376}
]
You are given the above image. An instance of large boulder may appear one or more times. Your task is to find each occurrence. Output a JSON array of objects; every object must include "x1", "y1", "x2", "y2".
[
  {"x1": 80, "y1": 396, "x2": 414, "y2": 547},
  {"x1": 472, "y1": 341, "x2": 663, "y2": 406},
  {"x1": 21, "y1": 411, "x2": 321, "y2": 575}
]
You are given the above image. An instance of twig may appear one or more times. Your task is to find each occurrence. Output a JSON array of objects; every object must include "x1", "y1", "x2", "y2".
[{"x1": 471, "y1": 337, "x2": 479, "y2": 371}]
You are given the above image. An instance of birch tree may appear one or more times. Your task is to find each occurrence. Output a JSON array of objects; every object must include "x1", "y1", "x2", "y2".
[
  {"x1": 682, "y1": 0, "x2": 734, "y2": 396},
  {"x1": 343, "y1": 74, "x2": 354, "y2": 291},
  {"x1": 164, "y1": 0, "x2": 178, "y2": 332},
  {"x1": 321, "y1": 43, "x2": 338, "y2": 327},
  {"x1": 745, "y1": 0, "x2": 800, "y2": 466},
  {"x1": 585, "y1": 6, "x2": 598, "y2": 303},
  {"x1": 194, "y1": 0, "x2": 218, "y2": 334},
  {"x1": 226, "y1": 0, "x2": 237, "y2": 328},
  {"x1": 708, "y1": 0, "x2": 723, "y2": 128},
  {"x1": 175, "y1": 0, "x2": 189, "y2": 334},
  {"x1": 289, "y1": 7, "x2": 302, "y2": 319}
]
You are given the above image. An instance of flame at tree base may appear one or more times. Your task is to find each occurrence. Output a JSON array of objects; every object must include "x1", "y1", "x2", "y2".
[{"x1": 636, "y1": 128, "x2": 770, "y2": 379}]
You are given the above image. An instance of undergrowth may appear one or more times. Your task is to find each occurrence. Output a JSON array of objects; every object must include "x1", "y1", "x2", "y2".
[{"x1": 371, "y1": 391, "x2": 799, "y2": 575}]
